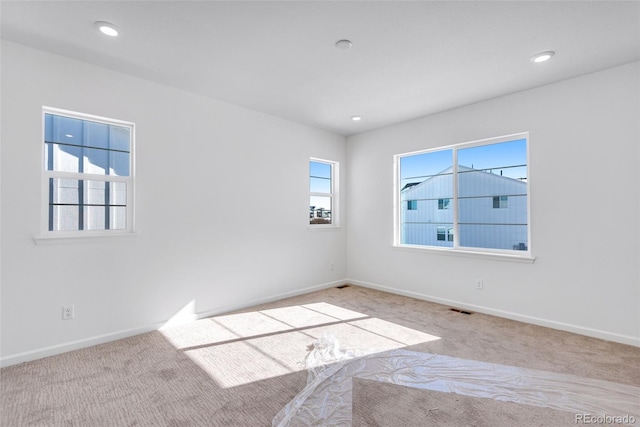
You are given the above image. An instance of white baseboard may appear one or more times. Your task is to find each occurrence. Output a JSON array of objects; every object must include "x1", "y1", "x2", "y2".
[
  {"x1": 195, "y1": 279, "x2": 346, "y2": 320},
  {"x1": 0, "y1": 323, "x2": 165, "y2": 368},
  {"x1": 0, "y1": 279, "x2": 347, "y2": 368},
  {"x1": 3, "y1": 277, "x2": 635, "y2": 367},
  {"x1": 347, "y1": 278, "x2": 640, "y2": 348}
]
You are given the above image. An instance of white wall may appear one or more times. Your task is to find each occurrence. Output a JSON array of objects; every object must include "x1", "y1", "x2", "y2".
[
  {"x1": 347, "y1": 62, "x2": 640, "y2": 346},
  {"x1": 2, "y1": 41, "x2": 638, "y2": 367},
  {"x1": 0, "y1": 41, "x2": 347, "y2": 364}
]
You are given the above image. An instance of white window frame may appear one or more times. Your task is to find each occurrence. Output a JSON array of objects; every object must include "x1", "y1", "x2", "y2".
[
  {"x1": 39, "y1": 107, "x2": 135, "y2": 240},
  {"x1": 393, "y1": 132, "x2": 532, "y2": 261},
  {"x1": 309, "y1": 157, "x2": 339, "y2": 229}
]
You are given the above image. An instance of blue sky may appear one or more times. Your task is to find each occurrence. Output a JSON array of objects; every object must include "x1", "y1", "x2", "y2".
[
  {"x1": 310, "y1": 161, "x2": 331, "y2": 193},
  {"x1": 310, "y1": 161, "x2": 332, "y2": 210},
  {"x1": 400, "y1": 138, "x2": 527, "y2": 186}
]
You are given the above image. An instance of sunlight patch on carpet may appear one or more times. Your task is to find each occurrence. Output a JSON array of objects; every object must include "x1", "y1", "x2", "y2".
[{"x1": 159, "y1": 302, "x2": 440, "y2": 388}]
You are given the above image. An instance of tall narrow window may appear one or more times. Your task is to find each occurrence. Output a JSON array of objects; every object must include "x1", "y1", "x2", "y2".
[
  {"x1": 42, "y1": 107, "x2": 134, "y2": 236},
  {"x1": 396, "y1": 133, "x2": 529, "y2": 255},
  {"x1": 309, "y1": 158, "x2": 337, "y2": 226}
]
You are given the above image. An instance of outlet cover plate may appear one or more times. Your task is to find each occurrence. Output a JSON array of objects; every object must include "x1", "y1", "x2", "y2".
[{"x1": 62, "y1": 305, "x2": 74, "y2": 320}]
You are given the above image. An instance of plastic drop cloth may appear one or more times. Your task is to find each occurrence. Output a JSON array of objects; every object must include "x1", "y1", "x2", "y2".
[{"x1": 273, "y1": 336, "x2": 640, "y2": 426}]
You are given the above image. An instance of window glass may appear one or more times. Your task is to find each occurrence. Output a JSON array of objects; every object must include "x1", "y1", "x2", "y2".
[
  {"x1": 400, "y1": 150, "x2": 453, "y2": 247},
  {"x1": 43, "y1": 109, "x2": 133, "y2": 234},
  {"x1": 438, "y1": 198, "x2": 450, "y2": 210},
  {"x1": 397, "y1": 135, "x2": 528, "y2": 253},
  {"x1": 309, "y1": 159, "x2": 336, "y2": 226},
  {"x1": 45, "y1": 114, "x2": 130, "y2": 176}
]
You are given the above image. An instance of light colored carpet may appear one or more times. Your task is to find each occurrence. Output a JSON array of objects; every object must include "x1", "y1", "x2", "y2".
[{"x1": 2, "y1": 285, "x2": 639, "y2": 426}]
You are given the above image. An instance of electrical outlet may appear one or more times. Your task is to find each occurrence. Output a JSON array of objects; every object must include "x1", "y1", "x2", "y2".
[
  {"x1": 62, "y1": 305, "x2": 74, "y2": 320},
  {"x1": 475, "y1": 279, "x2": 484, "y2": 290}
]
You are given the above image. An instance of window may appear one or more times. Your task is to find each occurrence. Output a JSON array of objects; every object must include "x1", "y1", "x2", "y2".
[
  {"x1": 493, "y1": 195, "x2": 508, "y2": 209},
  {"x1": 436, "y1": 226, "x2": 454, "y2": 242},
  {"x1": 396, "y1": 133, "x2": 529, "y2": 255},
  {"x1": 42, "y1": 107, "x2": 134, "y2": 236},
  {"x1": 438, "y1": 198, "x2": 451, "y2": 210},
  {"x1": 309, "y1": 158, "x2": 338, "y2": 226},
  {"x1": 407, "y1": 200, "x2": 418, "y2": 210}
]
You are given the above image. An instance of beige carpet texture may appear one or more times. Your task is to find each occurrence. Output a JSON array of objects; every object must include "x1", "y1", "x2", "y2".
[{"x1": 1, "y1": 285, "x2": 639, "y2": 426}]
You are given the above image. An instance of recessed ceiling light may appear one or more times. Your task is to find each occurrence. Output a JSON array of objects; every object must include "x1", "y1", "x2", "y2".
[
  {"x1": 335, "y1": 39, "x2": 352, "y2": 50},
  {"x1": 530, "y1": 51, "x2": 555, "y2": 63},
  {"x1": 95, "y1": 21, "x2": 119, "y2": 37},
  {"x1": 351, "y1": 115, "x2": 362, "y2": 121}
]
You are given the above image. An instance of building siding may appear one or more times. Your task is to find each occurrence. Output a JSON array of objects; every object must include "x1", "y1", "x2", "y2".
[{"x1": 401, "y1": 166, "x2": 527, "y2": 250}]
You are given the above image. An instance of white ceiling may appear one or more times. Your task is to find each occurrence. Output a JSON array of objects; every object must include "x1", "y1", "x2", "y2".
[{"x1": 1, "y1": 1, "x2": 639, "y2": 136}]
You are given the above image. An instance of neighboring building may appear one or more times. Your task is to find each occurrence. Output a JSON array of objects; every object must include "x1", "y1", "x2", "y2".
[
  {"x1": 400, "y1": 165, "x2": 528, "y2": 250},
  {"x1": 309, "y1": 206, "x2": 331, "y2": 221},
  {"x1": 309, "y1": 206, "x2": 331, "y2": 224}
]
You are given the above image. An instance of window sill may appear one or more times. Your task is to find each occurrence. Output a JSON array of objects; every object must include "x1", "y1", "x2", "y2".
[
  {"x1": 34, "y1": 232, "x2": 139, "y2": 245},
  {"x1": 392, "y1": 244, "x2": 535, "y2": 263},
  {"x1": 308, "y1": 225, "x2": 342, "y2": 232}
]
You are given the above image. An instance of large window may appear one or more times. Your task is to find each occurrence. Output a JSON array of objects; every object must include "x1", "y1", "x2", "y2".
[
  {"x1": 42, "y1": 107, "x2": 134, "y2": 236},
  {"x1": 309, "y1": 158, "x2": 337, "y2": 226},
  {"x1": 396, "y1": 133, "x2": 529, "y2": 255}
]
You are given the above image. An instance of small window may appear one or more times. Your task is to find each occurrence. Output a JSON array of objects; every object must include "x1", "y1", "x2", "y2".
[
  {"x1": 42, "y1": 107, "x2": 134, "y2": 236},
  {"x1": 309, "y1": 158, "x2": 338, "y2": 226},
  {"x1": 493, "y1": 196, "x2": 508, "y2": 209},
  {"x1": 438, "y1": 198, "x2": 451, "y2": 210},
  {"x1": 437, "y1": 227, "x2": 454, "y2": 242},
  {"x1": 407, "y1": 200, "x2": 418, "y2": 210}
]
